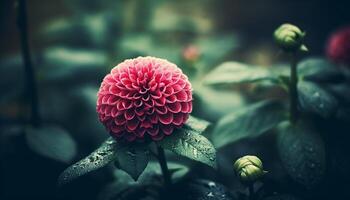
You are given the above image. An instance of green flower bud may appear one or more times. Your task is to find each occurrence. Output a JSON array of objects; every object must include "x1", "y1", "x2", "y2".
[
  {"x1": 233, "y1": 155, "x2": 267, "y2": 184},
  {"x1": 274, "y1": 23, "x2": 308, "y2": 52}
]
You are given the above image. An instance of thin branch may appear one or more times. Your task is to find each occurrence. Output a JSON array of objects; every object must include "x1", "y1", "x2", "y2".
[{"x1": 16, "y1": 0, "x2": 41, "y2": 127}]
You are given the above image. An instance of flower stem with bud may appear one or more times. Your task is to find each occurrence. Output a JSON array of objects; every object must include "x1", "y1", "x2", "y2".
[
  {"x1": 157, "y1": 145, "x2": 172, "y2": 188},
  {"x1": 274, "y1": 23, "x2": 307, "y2": 124},
  {"x1": 234, "y1": 155, "x2": 267, "y2": 200}
]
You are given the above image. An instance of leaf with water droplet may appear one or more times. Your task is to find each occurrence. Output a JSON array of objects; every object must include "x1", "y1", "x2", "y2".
[
  {"x1": 276, "y1": 121, "x2": 326, "y2": 189},
  {"x1": 25, "y1": 125, "x2": 77, "y2": 163},
  {"x1": 184, "y1": 115, "x2": 211, "y2": 134},
  {"x1": 115, "y1": 143, "x2": 150, "y2": 180},
  {"x1": 158, "y1": 128, "x2": 216, "y2": 168},
  {"x1": 204, "y1": 62, "x2": 278, "y2": 86},
  {"x1": 58, "y1": 137, "x2": 117, "y2": 186},
  {"x1": 298, "y1": 81, "x2": 338, "y2": 118},
  {"x1": 212, "y1": 100, "x2": 286, "y2": 148}
]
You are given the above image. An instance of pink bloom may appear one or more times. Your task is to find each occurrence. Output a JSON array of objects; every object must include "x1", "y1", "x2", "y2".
[
  {"x1": 183, "y1": 45, "x2": 200, "y2": 62},
  {"x1": 97, "y1": 57, "x2": 192, "y2": 142},
  {"x1": 326, "y1": 26, "x2": 350, "y2": 66}
]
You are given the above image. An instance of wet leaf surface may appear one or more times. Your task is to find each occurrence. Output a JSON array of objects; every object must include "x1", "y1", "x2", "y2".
[
  {"x1": 298, "y1": 81, "x2": 338, "y2": 118},
  {"x1": 172, "y1": 179, "x2": 235, "y2": 200},
  {"x1": 158, "y1": 126, "x2": 216, "y2": 168},
  {"x1": 277, "y1": 121, "x2": 326, "y2": 189},
  {"x1": 212, "y1": 100, "x2": 286, "y2": 148},
  {"x1": 115, "y1": 143, "x2": 150, "y2": 180},
  {"x1": 58, "y1": 137, "x2": 117, "y2": 186}
]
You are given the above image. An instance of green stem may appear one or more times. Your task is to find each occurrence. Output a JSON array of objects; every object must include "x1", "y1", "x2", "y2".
[
  {"x1": 156, "y1": 145, "x2": 172, "y2": 188},
  {"x1": 289, "y1": 52, "x2": 298, "y2": 124},
  {"x1": 16, "y1": 0, "x2": 41, "y2": 127},
  {"x1": 248, "y1": 184, "x2": 255, "y2": 200}
]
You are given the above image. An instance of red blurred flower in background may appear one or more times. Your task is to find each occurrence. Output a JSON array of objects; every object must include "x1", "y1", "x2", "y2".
[
  {"x1": 97, "y1": 57, "x2": 192, "y2": 142},
  {"x1": 326, "y1": 26, "x2": 350, "y2": 66},
  {"x1": 183, "y1": 45, "x2": 200, "y2": 62}
]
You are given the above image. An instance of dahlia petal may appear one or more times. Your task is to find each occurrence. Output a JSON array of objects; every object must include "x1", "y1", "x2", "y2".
[
  {"x1": 166, "y1": 95, "x2": 177, "y2": 103},
  {"x1": 154, "y1": 96, "x2": 166, "y2": 106},
  {"x1": 160, "y1": 125, "x2": 174, "y2": 135},
  {"x1": 134, "y1": 99, "x2": 143, "y2": 107},
  {"x1": 108, "y1": 96, "x2": 119, "y2": 105},
  {"x1": 126, "y1": 118, "x2": 139, "y2": 131},
  {"x1": 124, "y1": 109, "x2": 135, "y2": 120},
  {"x1": 151, "y1": 90, "x2": 162, "y2": 99},
  {"x1": 109, "y1": 85, "x2": 120, "y2": 94},
  {"x1": 144, "y1": 100, "x2": 154, "y2": 107},
  {"x1": 172, "y1": 113, "x2": 184, "y2": 126},
  {"x1": 140, "y1": 87, "x2": 148, "y2": 94},
  {"x1": 167, "y1": 102, "x2": 182, "y2": 113},
  {"x1": 142, "y1": 94, "x2": 151, "y2": 101},
  {"x1": 155, "y1": 106, "x2": 167, "y2": 114},
  {"x1": 149, "y1": 113, "x2": 158, "y2": 123},
  {"x1": 159, "y1": 112, "x2": 173, "y2": 125},
  {"x1": 140, "y1": 120, "x2": 153, "y2": 129},
  {"x1": 104, "y1": 106, "x2": 113, "y2": 116},
  {"x1": 146, "y1": 107, "x2": 155, "y2": 115},
  {"x1": 114, "y1": 114, "x2": 126, "y2": 125},
  {"x1": 164, "y1": 86, "x2": 174, "y2": 96},
  {"x1": 135, "y1": 106, "x2": 145, "y2": 116},
  {"x1": 110, "y1": 125, "x2": 124, "y2": 134},
  {"x1": 101, "y1": 95, "x2": 109, "y2": 104},
  {"x1": 181, "y1": 102, "x2": 191, "y2": 113},
  {"x1": 122, "y1": 100, "x2": 133, "y2": 109},
  {"x1": 111, "y1": 107, "x2": 119, "y2": 117},
  {"x1": 147, "y1": 126, "x2": 160, "y2": 136},
  {"x1": 137, "y1": 114, "x2": 146, "y2": 121},
  {"x1": 172, "y1": 84, "x2": 182, "y2": 92},
  {"x1": 188, "y1": 102, "x2": 193, "y2": 113},
  {"x1": 151, "y1": 132, "x2": 164, "y2": 141},
  {"x1": 176, "y1": 90, "x2": 188, "y2": 101}
]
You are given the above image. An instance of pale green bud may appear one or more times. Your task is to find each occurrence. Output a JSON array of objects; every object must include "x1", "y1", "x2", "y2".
[
  {"x1": 274, "y1": 23, "x2": 308, "y2": 52},
  {"x1": 233, "y1": 155, "x2": 267, "y2": 184}
]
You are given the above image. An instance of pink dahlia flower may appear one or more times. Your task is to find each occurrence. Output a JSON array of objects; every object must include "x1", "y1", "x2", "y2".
[
  {"x1": 326, "y1": 26, "x2": 350, "y2": 66},
  {"x1": 97, "y1": 57, "x2": 192, "y2": 142}
]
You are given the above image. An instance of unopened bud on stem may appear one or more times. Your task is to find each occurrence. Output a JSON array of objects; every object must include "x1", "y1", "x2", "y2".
[
  {"x1": 274, "y1": 23, "x2": 308, "y2": 52},
  {"x1": 233, "y1": 155, "x2": 267, "y2": 184}
]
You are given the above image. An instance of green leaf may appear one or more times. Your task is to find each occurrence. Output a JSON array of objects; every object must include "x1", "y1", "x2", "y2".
[
  {"x1": 184, "y1": 115, "x2": 211, "y2": 134},
  {"x1": 158, "y1": 129, "x2": 216, "y2": 168},
  {"x1": 212, "y1": 100, "x2": 286, "y2": 148},
  {"x1": 277, "y1": 121, "x2": 326, "y2": 189},
  {"x1": 204, "y1": 62, "x2": 277, "y2": 86},
  {"x1": 115, "y1": 143, "x2": 150, "y2": 180},
  {"x1": 298, "y1": 57, "x2": 343, "y2": 82},
  {"x1": 298, "y1": 81, "x2": 338, "y2": 118},
  {"x1": 25, "y1": 125, "x2": 77, "y2": 163},
  {"x1": 138, "y1": 161, "x2": 189, "y2": 183},
  {"x1": 40, "y1": 47, "x2": 107, "y2": 84},
  {"x1": 193, "y1": 86, "x2": 245, "y2": 122},
  {"x1": 98, "y1": 169, "x2": 135, "y2": 200},
  {"x1": 58, "y1": 137, "x2": 117, "y2": 186}
]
